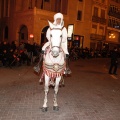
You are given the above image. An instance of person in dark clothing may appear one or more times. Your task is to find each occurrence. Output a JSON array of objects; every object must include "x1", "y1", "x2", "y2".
[
  {"x1": 2, "y1": 49, "x2": 8, "y2": 66},
  {"x1": 12, "y1": 49, "x2": 22, "y2": 66},
  {"x1": 20, "y1": 49, "x2": 30, "y2": 65},
  {"x1": 109, "y1": 47, "x2": 119, "y2": 75},
  {"x1": 8, "y1": 48, "x2": 14, "y2": 66},
  {"x1": 0, "y1": 42, "x2": 2, "y2": 61},
  {"x1": 10, "y1": 41, "x2": 16, "y2": 52},
  {"x1": 2, "y1": 41, "x2": 9, "y2": 52}
]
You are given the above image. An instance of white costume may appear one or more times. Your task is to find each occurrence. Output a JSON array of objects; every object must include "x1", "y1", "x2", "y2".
[{"x1": 42, "y1": 13, "x2": 69, "y2": 55}]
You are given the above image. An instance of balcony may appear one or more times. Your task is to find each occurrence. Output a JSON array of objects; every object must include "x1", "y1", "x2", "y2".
[
  {"x1": 90, "y1": 34, "x2": 106, "y2": 41},
  {"x1": 92, "y1": 16, "x2": 106, "y2": 24},
  {"x1": 111, "y1": 0, "x2": 120, "y2": 3},
  {"x1": 108, "y1": 24, "x2": 120, "y2": 30},
  {"x1": 108, "y1": 11, "x2": 120, "y2": 19}
]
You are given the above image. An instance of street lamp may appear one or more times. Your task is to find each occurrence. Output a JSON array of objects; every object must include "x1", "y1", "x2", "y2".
[
  {"x1": 30, "y1": 34, "x2": 34, "y2": 39},
  {"x1": 109, "y1": 33, "x2": 115, "y2": 38},
  {"x1": 29, "y1": 34, "x2": 34, "y2": 44}
]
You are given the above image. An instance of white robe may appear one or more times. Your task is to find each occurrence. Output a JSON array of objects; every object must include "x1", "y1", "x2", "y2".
[{"x1": 42, "y1": 13, "x2": 69, "y2": 55}]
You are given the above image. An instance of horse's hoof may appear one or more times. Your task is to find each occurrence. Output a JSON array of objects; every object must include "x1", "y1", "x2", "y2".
[
  {"x1": 59, "y1": 84, "x2": 65, "y2": 87},
  {"x1": 41, "y1": 107, "x2": 48, "y2": 112},
  {"x1": 49, "y1": 85, "x2": 54, "y2": 89},
  {"x1": 53, "y1": 106, "x2": 59, "y2": 111}
]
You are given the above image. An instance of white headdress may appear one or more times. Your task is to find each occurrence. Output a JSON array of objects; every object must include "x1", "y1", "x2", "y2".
[{"x1": 53, "y1": 13, "x2": 64, "y2": 27}]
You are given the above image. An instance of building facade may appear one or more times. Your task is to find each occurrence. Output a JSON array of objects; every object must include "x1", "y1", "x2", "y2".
[
  {"x1": 90, "y1": 0, "x2": 108, "y2": 50},
  {"x1": 0, "y1": 0, "x2": 120, "y2": 50},
  {"x1": 106, "y1": 0, "x2": 120, "y2": 50}
]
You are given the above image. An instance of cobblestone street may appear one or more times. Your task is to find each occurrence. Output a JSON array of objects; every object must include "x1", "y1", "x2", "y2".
[{"x1": 0, "y1": 58, "x2": 120, "y2": 120}]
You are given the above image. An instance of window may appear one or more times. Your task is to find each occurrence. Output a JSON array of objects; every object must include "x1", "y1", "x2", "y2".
[
  {"x1": 61, "y1": 0, "x2": 68, "y2": 14},
  {"x1": 108, "y1": 18, "x2": 120, "y2": 29},
  {"x1": 21, "y1": 33, "x2": 24, "y2": 40},
  {"x1": 77, "y1": 10, "x2": 82, "y2": 20},
  {"x1": 101, "y1": 9, "x2": 105, "y2": 18},
  {"x1": 92, "y1": 24, "x2": 97, "y2": 34},
  {"x1": 93, "y1": 7, "x2": 98, "y2": 17},
  {"x1": 92, "y1": 24, "x2": 97, "y2": 28},
  {"x1": 99, "y1": 26, "x2": 104, "y2": 35},
  {"x1": 55, "y1": 0, "x2": 61, "y2": 12}
]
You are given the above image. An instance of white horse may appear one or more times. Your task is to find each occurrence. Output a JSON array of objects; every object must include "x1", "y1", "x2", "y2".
[{"x1": 41, "y1": 21, "x2": 66, "y2": 112}]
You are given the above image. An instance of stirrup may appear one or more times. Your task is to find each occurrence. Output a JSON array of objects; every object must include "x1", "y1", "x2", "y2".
[{"x1": 33, "y1": 64, "x2": 40, "y2": 73}]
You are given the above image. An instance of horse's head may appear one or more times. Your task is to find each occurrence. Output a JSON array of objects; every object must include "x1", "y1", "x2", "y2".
[{"x1": 48, "y1": 21, "x2": 63, "y2": 57}]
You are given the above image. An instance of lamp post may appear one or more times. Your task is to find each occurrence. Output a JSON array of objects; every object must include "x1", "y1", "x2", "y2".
[{"x1": 29, "y1": 34, "x2": 34, "y2": 65}]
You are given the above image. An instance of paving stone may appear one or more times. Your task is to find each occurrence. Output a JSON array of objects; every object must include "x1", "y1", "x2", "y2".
[{"x1": 0, "y1": 58, "x2": 120, "y2": 120}]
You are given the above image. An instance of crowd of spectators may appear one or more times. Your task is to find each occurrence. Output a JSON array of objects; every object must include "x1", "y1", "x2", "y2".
[
  {"x1": 0, "y1": 41, "x2": 120, "y2": 67},
  {"x1": 0, "y1": 41, "x2": 41, "y2": 67},
  {"x1": 69, "y1": 46, "x2": 120, "y2": 60}
]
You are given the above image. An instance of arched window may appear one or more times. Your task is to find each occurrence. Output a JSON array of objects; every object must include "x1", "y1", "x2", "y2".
[
  {"x1": 19, "y1": 25, "x2": 28, "y2": 43},
  {"x1": 4, "y1": 26, "x2": 8, "y2": 39}
]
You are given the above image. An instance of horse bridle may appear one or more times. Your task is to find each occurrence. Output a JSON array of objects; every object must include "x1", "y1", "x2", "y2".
[{"x1": 50, "y1": 27, "x2": 64, "y2": 50}]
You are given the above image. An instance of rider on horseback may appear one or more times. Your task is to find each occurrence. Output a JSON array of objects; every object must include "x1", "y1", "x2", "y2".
[{"x1": 38, "y1": 13, "x2": 71, "y2": 75}]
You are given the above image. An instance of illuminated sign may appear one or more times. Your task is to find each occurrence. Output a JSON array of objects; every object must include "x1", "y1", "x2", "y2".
[
  {"x1": 67, "y1": 24, "x2": 74, "y2": 40},
  {"x1": 74, "y1": 35, "x2": 80, "y2": 41}
]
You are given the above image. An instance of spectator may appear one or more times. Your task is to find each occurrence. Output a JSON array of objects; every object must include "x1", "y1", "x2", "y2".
[
  {"x1": 2, "y1": 49, "x2": 8, "y2": 66},
  {"x1": 109, "y1": 47, "x2": 119, "y2": 75}
]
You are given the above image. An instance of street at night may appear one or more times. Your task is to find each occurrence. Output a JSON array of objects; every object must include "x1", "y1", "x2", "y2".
[
  {"x1": 0, "y1": 58, "x2": 120, "y2": 120},
  {"x1": 0, "y1": 0, "x2": 120, "y2": 119}
]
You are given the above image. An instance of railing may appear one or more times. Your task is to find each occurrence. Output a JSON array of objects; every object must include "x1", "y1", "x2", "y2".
[
  {"x1": 92, "y1": 16, "x2": 106, "y2": 24},
  {"x1": 108, "y1": 25, "x2": 120, "y2": 30},
  {"x1": 90, "y1": 34, "x2": 106, "y2": 41},
  {"x1": 108, "y1": 12, "x2": 120, "y2": 19},
  {"x1": 111, "y1": 0, "x2": 120, "y2": 3}
]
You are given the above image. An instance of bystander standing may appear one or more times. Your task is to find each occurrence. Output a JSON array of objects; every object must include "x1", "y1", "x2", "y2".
[{"x1": 109, "y1": 47, "x2": 119, "y2": 75}]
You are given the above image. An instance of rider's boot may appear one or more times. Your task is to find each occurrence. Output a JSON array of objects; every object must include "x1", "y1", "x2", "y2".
[
  {"x1": 65, "y1": 54, "x2": 71, "y2": 75},
  {"x1": 33, "y1": 50, "x2": 44, "y2": 73},
  {"x1": 38, "y1": 50, "x2": 44, "y2": 67}
]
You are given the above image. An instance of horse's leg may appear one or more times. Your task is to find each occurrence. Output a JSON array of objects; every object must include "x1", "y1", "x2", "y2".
[
  {"x1": 59, "y1": 76, "x2": 65, "y2": 87},
  {"x1": 61, "y1": 76, "x2": 65, "y2": 87},
  {"x1": 39, "y1": 72, "x2": 44, "y2": 85},
  {"x1": 53, "y1": 76, "x2": 61, "y2": 111},
  {"x1": 42, "y1": 74, "x2": 50, "y2": 112}
]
